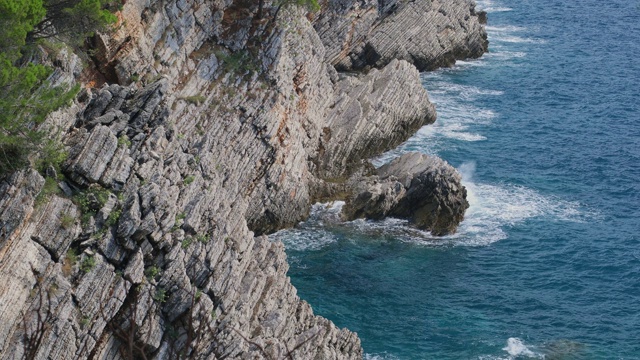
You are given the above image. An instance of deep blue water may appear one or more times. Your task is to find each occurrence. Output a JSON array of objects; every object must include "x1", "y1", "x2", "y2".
[{"x1": 273, "y1": 0, "x2": 640, "y2": 358}]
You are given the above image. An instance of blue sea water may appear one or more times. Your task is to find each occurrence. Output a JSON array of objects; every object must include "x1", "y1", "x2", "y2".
[{"x1": 273, "y1": 0, "x2": 640, "y2": 358}]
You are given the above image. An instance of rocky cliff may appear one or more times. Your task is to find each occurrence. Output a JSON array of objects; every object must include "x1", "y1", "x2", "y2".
[
  {"x1": 315, "y1": 0, "x2": 488, "y2": 71},
  {"x1": 0, "y1": 0, "x2": 485, "y2": 358}
]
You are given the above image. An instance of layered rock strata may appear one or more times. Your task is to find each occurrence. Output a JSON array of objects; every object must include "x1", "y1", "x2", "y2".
[
  {"x1": 315, "y1": 60, "x2": 436, "y2": 181},
  {"x1": 342, "y1": 152, "x2": 469, "y2": 235},
  {"x1": 0, "y1": 0, "x2": 484, "y2": 358},
  {"x1": 314, "y1": 0, "x2": 488, "y2": 71}
]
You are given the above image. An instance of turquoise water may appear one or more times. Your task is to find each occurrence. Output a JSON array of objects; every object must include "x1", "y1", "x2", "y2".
[{"x1": 273, "y1": 0, "x2": 640, "y2": 358}]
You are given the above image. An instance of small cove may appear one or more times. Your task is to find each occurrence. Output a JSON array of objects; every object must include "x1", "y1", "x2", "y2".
[{"x1": 273, "y1": 0, "x2": 640, "y2": 358}]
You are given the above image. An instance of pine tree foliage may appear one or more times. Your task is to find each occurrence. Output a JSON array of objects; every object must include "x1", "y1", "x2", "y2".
[
  {"x1": 0, "y1": 0, "x2": 116, "y2": 176},
  {"x1": 29, "y1": 0, "x2": 119, "y2": 44}
]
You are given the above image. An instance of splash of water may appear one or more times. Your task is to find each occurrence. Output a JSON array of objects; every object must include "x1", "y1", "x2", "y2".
[{"x1": 502, "y1": 338, "x2": 542, "y2": 358}]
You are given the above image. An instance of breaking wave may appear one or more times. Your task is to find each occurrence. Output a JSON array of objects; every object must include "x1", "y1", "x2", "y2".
[
  {"x1": 274, "y1": 162, "x2": 594, "y2": 251},
  {"x1": 476, "y1": 0, "x2": 512, "y2": 13}
]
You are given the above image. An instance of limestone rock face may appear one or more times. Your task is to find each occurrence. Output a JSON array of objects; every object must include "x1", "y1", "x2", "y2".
[
  {"x1": 0, "y1": 0, "x2": 483, "y2": 357},
  {"x1": 313, "y1": 0, "x2": 379, "y2": 68},
  {"x1": 0, "y1": 170, "x2": 44, "y2": 253},
  {"x1": 315, "y1": 0, "x2": 488, "y2": 71},
  {"x1": 343, "y1": 152, "x2": 469, "y2": 235},
  {"x1": 316, "y1": 59, "x2": 436, "y2": 180}
]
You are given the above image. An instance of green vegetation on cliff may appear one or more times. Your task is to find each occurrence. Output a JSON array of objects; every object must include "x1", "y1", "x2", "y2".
[{"x1": 0, "y1": 0, "x2": 117, "y2": 176}]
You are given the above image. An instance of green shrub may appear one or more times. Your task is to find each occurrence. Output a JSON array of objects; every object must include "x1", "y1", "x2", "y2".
[
  {"x1": 27, "y1": 0, "x2": 118, "y2": 46},
  {"x1": 181, "y1": 237, "x2": 193, "y2": 249},
  {"x1": 145, "y1": 265, "x2": 161, "y2": 280},
  {"x1": 73, "y1": 186, "x2": 111, "y2": 225},
  {"x1": 36, "y1": 137, "x2": 69, "y2": 175},
  {"x1": 105, "y1": 208, "x2": 121, "y2": 226},
  {"x1": 35, "y1": 176, "x2": 61, "y2": 206},
  {"x1": 153, "y1": 288, "x2": 167, "y2": 303},
  {"x1": 183, "y1": 95, "x2": 206, "y2": 105},
  {"x1": 183, "y1": 175, "x2": 195, "y2": 185},
  {"x1": 60, "y1": 213, "x2": 75, "y2": 229},
  {"x1": 63, "y1": 248, "x2": 78, "y2": 275},
  {"x1": 66, "y1": 248, "x2": 78, "y2": 263},
  {"x1": 0, "y1": 0, "x2": 116, "y2": 177},
  {"x1": 172, "y1": 212, "x2": 186, "y2": 231},
  {"x1": 214, "y1": 49, "x2": 261, "y2": 76},
  {"x1": 80, "y1": 254, "x2": 96, "y2": 273},
  {"x1": 196, "y1": 233, "x2": 209, "y2": 244},
  {"x1": 0, "y1": 74, "x2": 79, "y2": 176},
  {"x1": 117, "y1": 135, "x2": 131, "y2": 148},
  {"x1": 270, "y1": 0, "x2": 320, "y2": 24},
  {"x1": 80, "y1": 315, "x2": 91, "y2": 328}
]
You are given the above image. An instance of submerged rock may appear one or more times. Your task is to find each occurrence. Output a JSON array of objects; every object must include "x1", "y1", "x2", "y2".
[
  {"x1": 343, "y1": 152, "x2": 469, "y2": 235},
  {"x1": 543, "y1": 339, "x2": 588, "y2": 360}
]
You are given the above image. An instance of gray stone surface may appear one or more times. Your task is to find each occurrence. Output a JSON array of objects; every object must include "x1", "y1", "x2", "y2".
[
  {"x1": 28, "y1": 196, "x2": 80, "y2": 261},
  {"x1": 315, "y1": 0, "x2": 488, "y2": 71},
  {"x1": 317, "y1": 59, "x2": 436, "y2": 180},
  {"x1": 343, "y1": 152, "x2": 470, "y2": 235}
]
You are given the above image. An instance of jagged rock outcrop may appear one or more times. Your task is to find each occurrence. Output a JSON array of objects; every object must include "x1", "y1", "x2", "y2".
[
  {"x1": 342, "y1": 152, "x2": 469, "y2": 235},
  {"x1": 0, "y1": 78, "x2": 362, "y2": 359},
  {"x1": 314, "y1": 0, "x2": 488, "y2": 71},
  {"x1": 315, "y1": 59, "x2": 436, "y2": 181},
  {"x1": 0, "y1": 0, "x2": 484, "y2": 358}
]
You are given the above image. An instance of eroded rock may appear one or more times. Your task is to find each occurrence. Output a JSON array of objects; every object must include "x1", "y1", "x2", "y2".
[
  {"x1": 343, "y1": 152, "x2": 469, "y2": 235},
  {"x1": 315, "y1": 0, "x2": 488, "y2": 71},
  {"x1": 316, "y1": 59, "x2": 437, "y2": 180}
]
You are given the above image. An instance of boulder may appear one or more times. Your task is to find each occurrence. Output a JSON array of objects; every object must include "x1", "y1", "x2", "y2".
[{"x1": 343, "y1": 152, "x2": 469, "y2": 235}]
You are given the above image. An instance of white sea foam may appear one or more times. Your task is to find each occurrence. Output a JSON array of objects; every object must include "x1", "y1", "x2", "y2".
[
  {"x1": 275, "y1": 162, "x2": 595, "y2": 250},
  {"x1": 477, "y1": 338, "x2": 545, "y2": 360},
  {"x1": 486, "y1": 25, "x2": 527, "y2": 33},
  {"x1": 483, "y1": 7, "x2": 513, "y2": 13},
  {"x1": 274, "y1": 228, "x2": 338, "y2": 251},
  {"x1": 364, "y1": 353, "x2": 399, "y2": 360},
  {"x1": 502, "y1": 338, "x2": 544, "y2": 358},
  {"x1": 372, "y1": 80, "x2": 500, "y2": 165},
  {"x1": 454, "y1": 162, "x2": 596, "y2": 245},
  {"x1": 425, "y1": 82, "x2": 505, "y2": 99},
  {"x1": 491, "y1": 35, "x2": 546, "y2": 44},
  {"x1": 272, "y1": 202, "x2": 345, "y2": 251},
  {"x1": 482, "y1": 51, "x2": 527, "y2": 61},
  {"x1": 441, "y1": 130, "x2": 487, "y2": 142},
  {"x1": 351, "y1": 162, "x2": 593, "y2": 248},
  {"x1": 476, "y1": 0, "x2": 512, "y2": 13},
  {"x1": 419, "y1": 81, "x2": 499, "y2": 144},
  {"x1": 453, "y1": 58, "x2": 490, "y2": 68}
]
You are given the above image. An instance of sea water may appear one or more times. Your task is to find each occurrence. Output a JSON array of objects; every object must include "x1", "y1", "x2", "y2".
[{"x1": 272, "y1": 0, "x2": 640, "y2": 358}]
